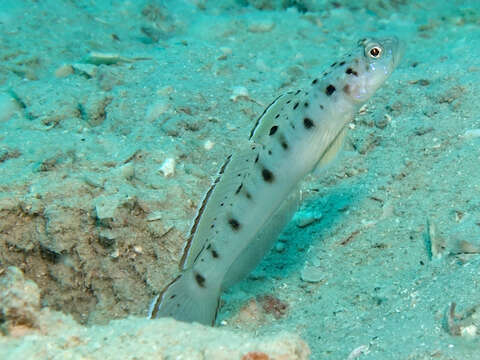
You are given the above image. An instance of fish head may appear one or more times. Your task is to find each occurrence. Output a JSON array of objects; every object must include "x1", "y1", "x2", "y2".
[{"x1": 340, "y1": 36, "x2": 402, "y2": 103}]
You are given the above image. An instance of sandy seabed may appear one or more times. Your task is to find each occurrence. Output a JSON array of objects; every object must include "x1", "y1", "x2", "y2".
[{"x1": 0, "y1": 0, "x2": 479, "y2": 359}]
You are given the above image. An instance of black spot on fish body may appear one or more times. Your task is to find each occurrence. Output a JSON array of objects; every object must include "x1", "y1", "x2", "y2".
[
  {"x1": 312, "y1": 78, "x2": 318, "y2": 84},
  {"x1": 269, "y1": 125, "x2": 278, "y2": 135},
  {"x1": 262, "y1": 168, "x2": 274, "y2": 182},
  {"x1": 326, "y1": 85, "x2": 336, "y2": 96},
  {"x1": 304, "y1": 117, "x2": 314, "y2": 129},
  {"x1": 320, "y1": 104, "x2": 324, "y2": 110},
  {"x1": 275, "y1": 114, "x2": 280, "y2": 119},
  {"x1": 195, "y1": 272, "x2": 206, "y2": 287},
  {"x1": 211, "y1": 249, "x2": 219, "y2": 258},
  {"x1": 339, "y1": 61, "x2": 345, "y2": 66},
  {"x1": 295, "y1": 89, "x2": 301, "y2": 95},
  {"x1": 330, "y1": 62, "x2": 337, "y2": 67},
  {"x1": 286, "y1": 100, "x2": 291, "y2": 104},
  {"x1": 170, "y1": 294, "x2": 176, "y2": 299},
  {"x1": 255, "y1": 154, "x2": 259, "y2": 163},
  {"x1": 346, "y1": 68, "x2": 353, "y2": 74},
  {"x1": 281, "y1": 141, "x2": 288, "y2": 150},
  {"x1": 293, "y1": 102, "x2": 299, "y2": 110},
  {"x1": 228, "y1": 217, "x2": 240, "y2": 230},
  {"x1": 268, "y1": 150, "x2": 272, "y2": 155},
  {"x1": 245, "y1": 192, "x2": 252, "y2": 199},
  {"x1": 304, "y1": 102, "x2": 309, "y2": 108}
]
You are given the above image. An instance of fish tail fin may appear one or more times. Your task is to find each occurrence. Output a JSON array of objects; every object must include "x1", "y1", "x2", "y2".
[{"x1": 149, "y1": 270, "x2": 221, "y2": 326}]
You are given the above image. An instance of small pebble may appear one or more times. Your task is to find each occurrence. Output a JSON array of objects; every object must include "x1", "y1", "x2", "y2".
[
  {"x1": 274, "y1": 242, "x2": 285, "y2": 253},
  {"x1": 255, "y1": 59, "x2": 270, "y2": 72},
  {"x1": 55, "y1": 64, "x2": 74, "y2": 78},
  {"x1": 461, "y1": 129, "x2": 480, "y2": 139},
  {"x1": 146, "y1": 100, "x2": 170, "y2": 122},
  {"x1": 347, "y1": 345, "x2": 370, "y2": 360},
  {"x1": 146, "y1": 211, "x2": 162, "y2": 222},
  {"x1": 295, "y1": 210, "x2": 322, "y2": 228},
  {"x1": 375, "y1": 114, "x2": 391, "y2": 129},
  {"x1": 118, "y1": 163, "x2": 135, "y2": 180},
  {"x1": 358, "y1": 104, "x2": 368, "y2": 115},
  {"x1": 156, "y1": 86, "x2": 174, "y2": 96},
  {"x1": 460, "y1": 325, "x2": 478, "y2": 338},
  {"x1": 72, "y1": 63, "x2": 97, "y2": 78},
  {"x1": 248, "y1": 19, "x2": 275, "y2": 33},
  {"x1": 217, "y1": 47, "x2": 232, "y2": 60},
  {"x1": 204, "y1": 140, "x2": 215, "y2": 150},
  {"x1": 300, "y1": 265, "x2": 324, "y2": 283},
  {"x1": 159, "y1": 158, "x2": 175, "y2": 177},
  {"x1": 230, "y1": 86, "x2": 250, "y2": 102}
]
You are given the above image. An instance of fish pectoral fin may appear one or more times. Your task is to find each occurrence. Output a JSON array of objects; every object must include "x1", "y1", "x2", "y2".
[
  {"x1": 313, "y1": 125, "x2": 348, "y2": 176},
  {"x1": 150, "y1": 270, "x2": 221, "y2": 326}
]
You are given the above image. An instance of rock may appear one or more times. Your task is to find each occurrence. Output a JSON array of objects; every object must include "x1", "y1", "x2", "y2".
[
  {"x1": 0, "y1": 313, "x2": 310, "y2": 360},
  {"x1": 94, "y1": 195, "x2": 121, "y2": 220},
  {"x1": 0, "y1": 267, "x2": 41, "y2": 333}
]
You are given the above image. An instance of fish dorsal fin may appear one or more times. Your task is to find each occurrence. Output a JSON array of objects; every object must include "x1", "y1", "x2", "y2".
[
  {"x1": 180, "y1": 146, "x2": 257, "y2": 270},
  {"x1": 249, "y1": 91, "x2": 296, "y2": 143},
  {"x1": 313, "y1": 125, "x2": 348, "y2": 175}
]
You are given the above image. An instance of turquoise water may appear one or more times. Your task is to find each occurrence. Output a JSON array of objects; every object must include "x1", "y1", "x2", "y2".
[{"x1": 0, "y1": 1, "x2": 479, "y2": 359}]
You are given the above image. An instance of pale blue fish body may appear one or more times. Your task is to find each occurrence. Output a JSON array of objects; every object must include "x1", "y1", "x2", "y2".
[{"x1": 150, "y1": 37, "x2": 402, "y2": 325}]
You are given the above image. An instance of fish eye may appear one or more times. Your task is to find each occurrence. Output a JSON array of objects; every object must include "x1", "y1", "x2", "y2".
[{"x1": 366, "y1": 44, "x2": 383, "y2": 59}]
